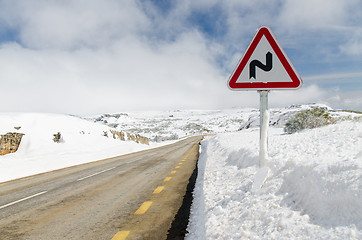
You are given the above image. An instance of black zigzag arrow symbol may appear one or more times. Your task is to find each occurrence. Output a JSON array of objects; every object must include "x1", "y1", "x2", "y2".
[{"x1": 249, "y1": 52, "x2": 273, "y2": 79}]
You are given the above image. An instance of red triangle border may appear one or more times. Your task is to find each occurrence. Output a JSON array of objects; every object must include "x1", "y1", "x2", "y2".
[{"x1": 228, "y1": 26, "x2": 302, "y2": 90}]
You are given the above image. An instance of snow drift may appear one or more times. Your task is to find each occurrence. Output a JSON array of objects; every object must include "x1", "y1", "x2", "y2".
[{"x1": 187, "y1": 120, "x2": 362, "y2": 239}]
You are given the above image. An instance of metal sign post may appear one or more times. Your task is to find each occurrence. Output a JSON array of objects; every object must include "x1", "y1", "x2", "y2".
[{"x1": 258, "y1": 90, "x2": 269, "y2": 167}]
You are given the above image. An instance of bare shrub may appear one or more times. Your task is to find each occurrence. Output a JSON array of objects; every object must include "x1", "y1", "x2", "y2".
[{"x1": 284, "y1": 108, "x2": 336, "y2": 134}]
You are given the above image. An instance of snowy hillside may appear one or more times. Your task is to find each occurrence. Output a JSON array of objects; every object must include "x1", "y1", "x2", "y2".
[
  {"x1": 0, "y1": 113, "x2": 160, "y2": 182},
  {"x1": 89, "y1": 103, "x2": 361, "y2": 140},
  {"x1": 186, "y1": 120, "x2": 362, "y2": 239},
  {"x1": 88, "y1": 109, "x2": 254, "y2": 141}
]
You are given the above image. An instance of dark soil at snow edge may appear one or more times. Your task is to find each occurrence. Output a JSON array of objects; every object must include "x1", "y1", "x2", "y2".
[{"x1": 166, "y1": 147, "x2": 199, "y2": 240}]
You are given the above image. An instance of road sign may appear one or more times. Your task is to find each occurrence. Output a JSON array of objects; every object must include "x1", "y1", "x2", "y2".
[{"x1": 228, "y1": 26, "x2": 302, "y2": 90}]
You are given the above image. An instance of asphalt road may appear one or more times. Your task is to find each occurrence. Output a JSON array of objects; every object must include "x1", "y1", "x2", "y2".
[{"x1": 0, "y1": 136, "x2": 202, "y2": 240}]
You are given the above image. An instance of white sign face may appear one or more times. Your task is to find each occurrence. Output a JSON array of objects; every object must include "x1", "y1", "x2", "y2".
[
  {"x1": 228, "y1": 26, "x2": 302, "y2": 90},
  {"x1": 236, "y1": 35, "x2": 293, "y2": 84}
]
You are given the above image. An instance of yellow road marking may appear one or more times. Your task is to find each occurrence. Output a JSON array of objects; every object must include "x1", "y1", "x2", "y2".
[
  {"x1": 134, "y1": 201, "x2": 152, "y2": 215},
  {"x1": 112, "y1": 141, "x2": 200, "y2": 239},
  {"x1": 112, "y1": 231, "x2": 130, "y2": 240},
  {"x1": 182, "y1": 143, "x2": 198, "y2": 160},
  {"x1": 179, "y1": 162, "x2": 183, "y2": 165},
  {"x1": 20, "y1": 176, "x2": 34, "y2": 181},
  {"x1": 164, "y1": 177, "x2": 172, "y2": 182},
  {"x1": 153, "y1": 186, "x2": 165, "y2": 194}
]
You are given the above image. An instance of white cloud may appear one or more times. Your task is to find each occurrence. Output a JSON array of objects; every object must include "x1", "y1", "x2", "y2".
[
  {"x1": 339, "y1": 28, "x2": 362, "y2": 56},
  {"x1": 277, "y1": 0, "x2": 353, "y2": 30},
  {"x1": 0, "y1": 28, "x2": 226, "y2": 114},
  {"x1": 303, "y1": 71, "x2": 362, "y2": 86},
  {"x1": 326, "y1": 90, "x2": 362, "y2": 111},
  {"x1": 269, "y1": 85, "x2": 328, "y2": 107},
  {"x1": 0, "y1": 0, "x2": 361, "y2": 114},
  {"x1": 0, "y1": 0, "x2": 149, "y2": 50}
]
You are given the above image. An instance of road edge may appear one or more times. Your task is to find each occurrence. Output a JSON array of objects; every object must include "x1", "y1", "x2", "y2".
[{"x1": 166, "y1": 142, "x2": 200, "y2": 239}]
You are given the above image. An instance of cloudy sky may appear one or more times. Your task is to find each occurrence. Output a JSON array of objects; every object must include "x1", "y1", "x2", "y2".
[{"x1": 0, "y1": 0, "x2": 361, "y2": 115}]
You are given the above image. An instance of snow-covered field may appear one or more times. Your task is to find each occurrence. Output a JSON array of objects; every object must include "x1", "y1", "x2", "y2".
[
  {"x1": 88, "y1": 109, "x2": 255, "y2": 141},
  {"x1": 186, "y1": 120, "x2": 362, "y2": 239},
  {"x1": 88, "y1": 103, "x2": 354, "y2": 141},
  {"x1": 0, "y1": 104, "x2": 361, "y2": 239},
  {"x1": 0, "y1": 113, "x2": 164, "y2": 183}
]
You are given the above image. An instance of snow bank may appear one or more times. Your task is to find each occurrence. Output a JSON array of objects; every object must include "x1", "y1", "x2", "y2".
[
  {"x1": 187, "y1": 120, "x2": 362, "y2": 239},
  {"x1": 0, "y1": 113, "x2": 162, "y2": 182}
]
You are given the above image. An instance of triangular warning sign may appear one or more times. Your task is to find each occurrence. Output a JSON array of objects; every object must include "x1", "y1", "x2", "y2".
[{"x1": 228, "y1": 26, "x2": 302, "y2": 90}]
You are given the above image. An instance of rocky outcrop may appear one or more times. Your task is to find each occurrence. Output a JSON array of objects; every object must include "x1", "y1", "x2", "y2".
[
  {"x1": 110, "y1": 130, "x2": 149, "y2": 145},
  {"x1": 110, "y1": 130, "x2": 126, "y2": 141},
  {"x1": 127, "y1": 132, "x2": 149, "y2": 145},
  {"x1": 0, "y1": 132, "x2": 25, "y2": 155}
]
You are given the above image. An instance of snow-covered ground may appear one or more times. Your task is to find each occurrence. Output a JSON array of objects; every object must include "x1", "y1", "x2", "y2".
[
  {"x1": 88, "y1": 103, "x2": 354, "y2": 141},
  {"x1": 1, "y1": 104, "x2": 361, "y2": 239},
  {"x1": 186, "y1": 120, "x2": 362, "y2": 239},
  {"x1": 0, "y1": 113, "x2": 165, "y2": 183},
  {"x1": 88, "y1": 109, "x2": 256, "y2": 141}
]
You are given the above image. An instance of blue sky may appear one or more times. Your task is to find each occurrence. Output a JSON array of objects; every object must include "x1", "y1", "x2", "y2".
[{"x1": 0, "y1": 0, "x2": 361, "y2": 114}]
